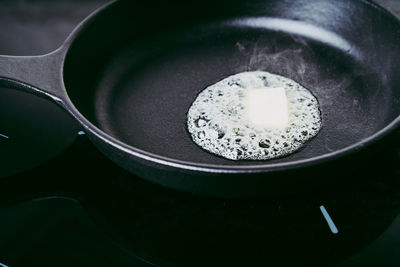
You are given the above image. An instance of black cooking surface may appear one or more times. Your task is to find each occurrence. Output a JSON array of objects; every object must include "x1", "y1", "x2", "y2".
[{"x1": 0, "y1": 0, "x2": 399, "y2": 266}]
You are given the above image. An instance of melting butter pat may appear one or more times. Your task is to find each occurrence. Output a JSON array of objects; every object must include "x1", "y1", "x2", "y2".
[
  {"x1": 186, "y1": 71, "x2": 322, "y2": 160},
  {"x1": 245, "y1": 87, "x2": 289, "y2": 129}
]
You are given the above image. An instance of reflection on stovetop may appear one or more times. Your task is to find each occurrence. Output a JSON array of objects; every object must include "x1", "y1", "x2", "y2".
[{"x1": 0, "y1": 133, "x2": 399, "y2": 266}]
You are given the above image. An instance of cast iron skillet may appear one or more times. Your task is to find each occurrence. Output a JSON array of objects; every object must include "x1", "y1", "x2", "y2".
[{"x1": 0, "y1": 0, "x2": 399, "y2": 197}]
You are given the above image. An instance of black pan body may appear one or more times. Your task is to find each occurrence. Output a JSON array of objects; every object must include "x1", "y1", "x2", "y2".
[{"x1": 62, "y1": 0, "x2": 400, "y2": 196}]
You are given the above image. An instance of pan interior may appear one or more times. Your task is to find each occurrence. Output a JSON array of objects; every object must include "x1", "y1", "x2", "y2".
[
  {"x1": 64, "y1": 0, "x2": 400, "y2": 167},
  {"x1": 92, "y1": 29, "x2": 389, "y2": 166}
]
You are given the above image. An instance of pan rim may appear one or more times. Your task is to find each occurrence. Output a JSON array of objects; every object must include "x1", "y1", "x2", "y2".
[
  {"x1": 61, "y1": 0, "x2": 400, "y2": 174},
  {"x1": 78, "y1": 109, "x2": 400, "y2": 174}
]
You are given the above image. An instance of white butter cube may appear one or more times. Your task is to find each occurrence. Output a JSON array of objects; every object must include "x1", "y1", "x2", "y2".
[{"x1": 245, "y1": 87, "x2": 289, "y2": 129}]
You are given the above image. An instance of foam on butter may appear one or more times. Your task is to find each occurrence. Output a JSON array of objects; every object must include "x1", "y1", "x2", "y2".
[{"x1": 186, "y1": 71, "x2": 322, "y2": 160}]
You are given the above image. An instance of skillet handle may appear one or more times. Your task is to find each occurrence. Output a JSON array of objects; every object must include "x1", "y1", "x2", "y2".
[{"x1": 0, "y1": 49, "x2": 67, "y2": 103}]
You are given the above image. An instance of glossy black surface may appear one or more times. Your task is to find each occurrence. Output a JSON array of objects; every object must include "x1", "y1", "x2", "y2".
[
  {"x1": 0, "y1": 133, "x2": 399, "y2": 266},
  {"x1": 0, "y1": 88, "x2": 79, "y2": 177}
]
